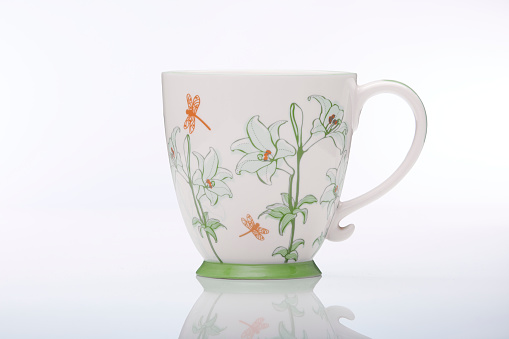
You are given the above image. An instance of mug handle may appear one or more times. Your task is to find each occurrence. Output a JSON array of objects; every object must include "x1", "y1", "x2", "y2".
[{"x1": 327, "y1": 80, "x2": 427, "y2": 242}]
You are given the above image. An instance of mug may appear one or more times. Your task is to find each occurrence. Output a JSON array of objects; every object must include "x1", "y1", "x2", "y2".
[{"x1": 161, "y1": 70, "x2": 426, "y2": 279}]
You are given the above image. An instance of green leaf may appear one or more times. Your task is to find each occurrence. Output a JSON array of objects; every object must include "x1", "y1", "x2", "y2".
[
  {"x1": 267, "y1": 203, "x2": 291, "y2": 214},
  {"x1": 192, "y1": 217, "x2": 201, "y2": 226},
  {"x1": 273, "y1": 301, "x2": 288, "y2": 312},
  {"x1": 278, "y1": 322, "x2": 294, "y2": 339},
  {"x1": 204, "y1": 313, "x2": 218, "y2": 327},
  {"x1": 289, "y1": 103, "x2": 303, "y2": 146},
  {"x1": 290, "y1": 238, "x2": 305, "y2": 252},
  {"x1": 294, "y1": 207, "x2": 308, "y2": 224},
  {"x1": 259, "y1": 203, "x2": 291, "y2": 219},
  {"x1": 285, "y1": 251, "x2": 298, "y2": 261},
  {"x1": 208, "y1": 219, "x2": 226, "y2": 230},
  {"x1": 279, "y1": 213, "x2": 296, "y2": 235},
  {"x1": 259, "y1": 208, "x2": 283, "y2": 219},
  {"x1": 281, "y1": 193, "x2": 291, "y2": 206},
  {"x1": 272, "y1": 246, "x2": 288, "y2": 257},
  {"x1": 203, "y1": 211, "x2": 209, "y2": 221},
  {"x1": 205, "y1": 227, "x2": 217, "y2": 242},
  {"x1": 206, "y1": 218, "x2": 219, "y2": 227},
  {"x1": 297, "y1": 194, "x2": 318, "y2": 208}
]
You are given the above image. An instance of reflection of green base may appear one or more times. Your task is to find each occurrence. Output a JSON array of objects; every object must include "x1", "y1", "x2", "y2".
[{"x1": 196, "y1": 261, "x2": 321, "y2": 280}]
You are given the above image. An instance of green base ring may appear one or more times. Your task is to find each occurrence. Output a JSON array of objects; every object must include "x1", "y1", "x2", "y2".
[{"x1": 196, "y1": 260, "x2": 321, "y2": 280}]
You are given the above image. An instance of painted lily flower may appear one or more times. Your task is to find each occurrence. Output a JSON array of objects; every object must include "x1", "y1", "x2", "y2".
[
  {"x1": 307, "y1": 95, "x2": 348, "y2": 151},
  {"x1": 168, "y1": 126, "x2": 183, "y2": 183},
  {"x1": 192, "y1": 147, "x2": 233, "y2": 205},
  {"x1": 320, "y1": 150, "x2": 349, "y2": 220},
  {"x1": 231, "y1": 116, "x2": 296, "y2": 185}
]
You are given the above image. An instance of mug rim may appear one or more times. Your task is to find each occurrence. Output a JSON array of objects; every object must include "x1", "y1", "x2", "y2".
[{"x1": 162, "y1": 69, "x2": 356, "y2": 76}]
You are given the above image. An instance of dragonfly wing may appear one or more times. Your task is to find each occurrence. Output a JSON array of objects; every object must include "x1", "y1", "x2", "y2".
[
  {"x1": 192, "y1": 95, "x2": 200, "y2": 113},
  {"x1": 247, "y1": 214, "x2": 254, "y2": 225},
  {"x1": 187, "y1": 93, "x2": 192, "y2": 108},
  {"x1": 184, "y1": 116, "x2": 192, "y2": 129},
  {"x1": 259, "y1": 227, "x2": 269, "y2": 234},
  {"x1": 254, "y1": 232, "x2": 264, "y2": 241},
  {"x1": 253, "y1": 318, "x2": 264, "y2": 326},
  {"x1": 189, "y1": 118, "x2": 195, "y2": 134},
  {"x1": 241, "y1": 218, "x2": 249, "y2": 228}
]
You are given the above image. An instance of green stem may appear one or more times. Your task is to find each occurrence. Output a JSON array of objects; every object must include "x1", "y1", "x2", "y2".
[
  {"x1": 188, "y1": 165, "x2": 223, "y2": 263},
  {"x1": 289, "y1": 303, "x2": 296, "y2": 336},
  {"x1": 188, "y1": 176, "x2": 204, "y2": 222},
  {"x1": 285, "y1": 147, "x2": 303, "y2": 263},
  {"x1": 207, "y1": 232, "x2": 223, "y2": 263}
]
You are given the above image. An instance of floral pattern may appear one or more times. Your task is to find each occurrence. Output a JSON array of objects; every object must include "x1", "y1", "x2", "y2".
[
  {"x1": 306, "y1": 95, "x2": 348, "y2": 151},
  {"x1": 320, "y1": 150, "x2": 349, "y2": 220},
  {"x1": 169, "y1": 127, "x2": 233, "y2": 263},
  {"x1": 231, "y1": 96, "x2": 348, "y2": 263},
  {"x1": 192, "y1": 148, "x2": 233, "y2": 205},
  {"x1": 168, "y1": 127, "x2": 183, "y2": 184},
  {"x1": 231, "y1": 116, "x2": 296, "y2": 185}
]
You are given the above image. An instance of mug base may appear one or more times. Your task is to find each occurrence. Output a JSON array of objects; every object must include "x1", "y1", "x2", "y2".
[{"x1": 196, "y1": 260, "x2": 321, "y2": 280}]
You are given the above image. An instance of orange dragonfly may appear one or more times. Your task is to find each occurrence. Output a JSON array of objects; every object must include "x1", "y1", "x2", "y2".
[
  {"x1": 184, "y1": 94, "x2": 211, "y2": 134},
  {"x1": 239, "y1": 214, "x2": 269, "y2": 241},
  {"x1": 239, "y1": 318, "x2": 269, "y2": 339}
]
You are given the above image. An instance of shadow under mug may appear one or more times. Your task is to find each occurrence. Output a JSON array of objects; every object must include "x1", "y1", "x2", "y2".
[{"x1": 162, "y1": 70, "x2": 426, "y2": 279}]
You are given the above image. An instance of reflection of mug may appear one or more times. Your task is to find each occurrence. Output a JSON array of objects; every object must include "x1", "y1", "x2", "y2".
[
  {"x1": 162, "y1": 71, "x2": 427, "y2": 279},
  {"x1": 180, "y1": 277, "x2": 369, "y2": 339}
]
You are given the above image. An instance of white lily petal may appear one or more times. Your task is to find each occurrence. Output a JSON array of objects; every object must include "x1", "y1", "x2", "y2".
[
  {"x1": 247, "y1": 116, "x2": 276, "y2": 153},
  {"x1": 327, "y1": 200, "x2": 335, "y2": 220},
  {"x1": 256, "y1": 161, "x2": 277, "y2": 185},
  {"x1": 308, "y1": 95, "x2": 332, "y2": 121},
  {"x1": 196, "y1": 186, "x2": 205, "y2": 199},
  {"x1": 310, "y1": 118, "x2": 326, "y2": 135},
  {"x1": 328, "y1": 131, "x2": 346, "y2": 151},
  {"x1": 274, "y1": 139, "x2": 296, "y2": 159},
  {"x1": 204, "y1": 188, "x2": 218, "y2": 205},
  {"x1": 193, "y1": 151, "x2": 205, "y2": 172},
  {"x1": 320, "y1": 183, "x2": 336, "y2": 203},
  {"x1": 183, "y1": 135, "x2": 191, "y2": 168},
  {"x1": 203, "y1": 148, "x2": 219, "y2": 180},
  {"x1": 326, "y1": 168, "x2": 337, "y2": 184},
  {"x1": 236, "y1": 152, "x2": 270, "y2": 174},
  {"x1": 209, "y1": 180, "x2": 232, "y2": 197},
  {"x1": 324, "y1": 105, "x2": 342, "y2": 123},
  {"x1": 268, "y1": 120, "x2": 287, "y2": 144},
  {"x1": 336, "y1": 151, "x2": 349, "y2": 193},
  {"x1": 192, "y1": 170, "x2": 205, "y2": 186},
  {"x1": 231, "y1": 138, "x2": 258, "y2": 154},
  {"x1": 338, "y1": 121, "x2": 348, "y2": 135},
  {"x1": 214, "y1": 167, "x2": 233, "y2": 181}
]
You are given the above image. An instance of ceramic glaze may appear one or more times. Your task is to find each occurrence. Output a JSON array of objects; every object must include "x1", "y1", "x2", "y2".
[{"x1": 161, "y1": 71, "x2": 426, "y2": 279}]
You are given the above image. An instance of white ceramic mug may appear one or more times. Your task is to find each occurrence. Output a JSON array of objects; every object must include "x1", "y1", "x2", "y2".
[{"x1": 161, "y1": 71, "x2": 426, "y2": 279}]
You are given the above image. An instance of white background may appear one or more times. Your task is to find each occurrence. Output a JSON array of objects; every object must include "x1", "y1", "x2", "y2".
[{"x1": 1, "y1": 0, "x2": 508, "y2": 338}]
